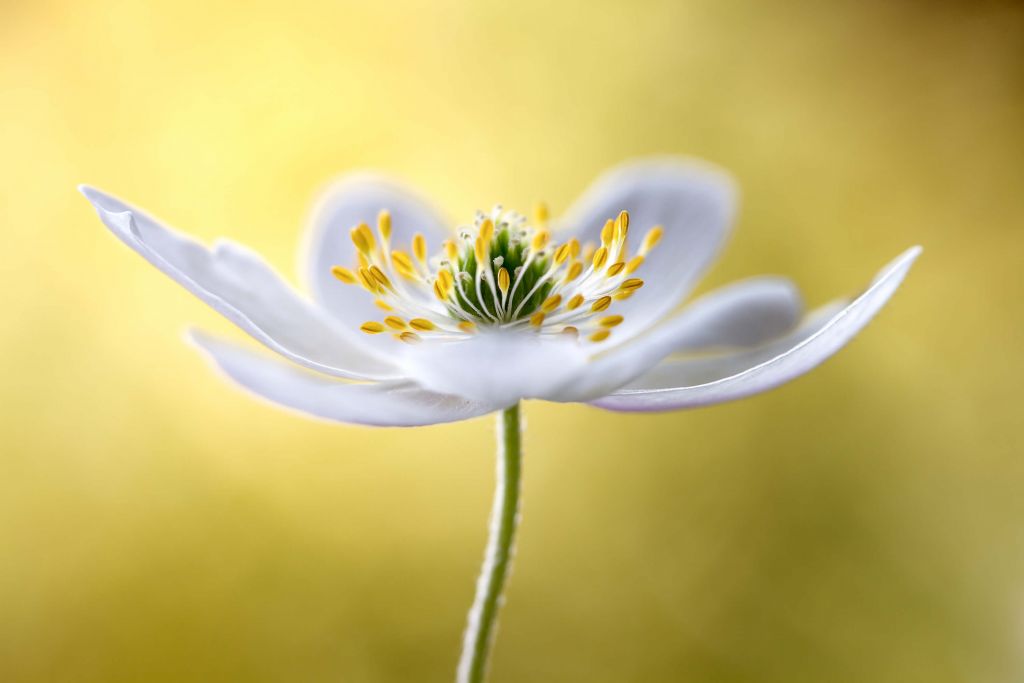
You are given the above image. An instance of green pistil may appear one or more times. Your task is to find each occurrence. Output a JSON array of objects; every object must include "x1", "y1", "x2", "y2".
[{"x1": 452, "y1": 227, "x2": 552, "y2": 322}]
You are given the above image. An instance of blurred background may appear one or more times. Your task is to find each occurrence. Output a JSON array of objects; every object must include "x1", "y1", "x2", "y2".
[{"x1": 2, "y1": 0, "x2": 1022, "y2": 681}]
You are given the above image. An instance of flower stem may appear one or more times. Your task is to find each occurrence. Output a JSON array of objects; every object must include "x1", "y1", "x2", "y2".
[{"x1": 456, "y1": 403, "x2": 523, "y2": 683}]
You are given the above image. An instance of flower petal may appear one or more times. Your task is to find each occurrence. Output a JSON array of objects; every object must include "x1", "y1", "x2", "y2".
[
  {"x1": 398, "y1": 330, "x2": 590, "y2": 407},
  {"x1": 80, "y1": 185, "x2": 398, "y2": 380},
  {"x1": 301, "y1": 173, "x2": 452, "y2": 329},
  {"x1": 188, "y1": 331, "x2": 498, "y2": 427},
  {"x1": 557, "y1": 157, "x2": 737, "y2": 344},
  {"x1": 589, "y1": 247, "x2": 922, "y2": 412}
]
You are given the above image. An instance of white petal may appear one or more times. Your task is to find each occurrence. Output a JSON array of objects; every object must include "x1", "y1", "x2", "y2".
[
  {"x1": 398, "y1": 329, "x2": 590, "y2": 407},
  {"x1": 189, "y1": 331, "x2": 498, "y2": 427},
  {"x1": 545, "y1": 276, "x2": 804, "y2": 402},
  {"x1": 590, "y1": 247, "x2": 922, "y2": 412},
  {"x1": 80, "y1": 185, "x2": 398, "y2": 380},
  {"x1": 557, "y1": 157, "x2": 737, "y2": 344},
  {"x1": 301, "y1": 173, "x2": 451, "y2": 328},
  {"x1": 666, "y1": 276, "x2": 803, "y2": 352}
]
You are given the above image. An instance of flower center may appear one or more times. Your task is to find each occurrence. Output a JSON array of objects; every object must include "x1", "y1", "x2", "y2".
[{"x1": 330, "y1": 204, "x2": 662, "y2": 345}]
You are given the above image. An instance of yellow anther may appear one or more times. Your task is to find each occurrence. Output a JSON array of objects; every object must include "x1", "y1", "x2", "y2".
[
  {"x1": 615, "y1": 210, "x2": 630, "y2": 240},
  {"x1": 600, "y1": 219, "x2": 615, "y2": 246},
  {"x1": 625, "y1": 255, "x2": 644, "y2": 273},
  {"x1": 433, "y1": 280, "x2": 450, "y2": 300},
  {"x1": 457, "y1": 321, "x2": 477, "y2": 334},
  {"x1": 592, "y1": 246, "x2": 609, "y2": 270},
  {"x1": 530, "y1": 311, "x2": 546, "y2": 327},
  {"x1": 599, "y1": 315, "x2": 624, "y2": 327},
  {"x1": 567, "y1": 293, "x2": 585, "y2": 310},
  {"x1": 384, "y1": 315, "x2": 407, "y2": 330},
  {"x1": 582, "y1": 242, "x2": 596, "y2": 263},
  {"x1": 399, "y1": 331, "x2": 422, "y2": 344},
  {"x1": 357, "y1": 267, "x2": 378, "y2": 292},
  {"x1": 561, "y1": 326, "x2": 579, "y2": 337},
  {"x1": 534, "y1": 202, "x2": 549, "y2": 225},
  {"x1": 554, "y1": 243, "x2": 571, "y2": 264},
  {"x1": 569, "y1": 238, "x2": 580, "y2": 258},
  {"x1": 614, "y1": 291, "x2": 636, "y2": 301},
  {"x1": 377, "y1": 209, "x2": 392, "y2": 242},
  {"x1": 357, "y1": 251, "x2": 369, "y2": 269},
  {"x1": 374, "y1": 299, "x2": 393, "y2": 311},
  {"x1": 391, "y1": 250, "x2": 415, "y2": 277},
  {"x1": 541, "y1": 294, "x2": 562, "y2": 312},
  {"x1": 531, "y1": 229, "x2": 550, "y2": 251},
  {"x1": 360, "y1": 321, "x2": 385, "y2": 334},
  {"x1": 497, "y1": 267, "x2": 510, "y2": 293},
  {"x1": 620, "y1": 278, "x2": 644, "y2": 292},
  {"x1": 607, "y1": 261, "x2": 625, "y2": 276},
  {"x1": 331, "y1": 266, "x2": 357, "y2": 284},
  {"x1": 641, "y1": 225, "x2": 663, "y2": 254},
  {"x1": 409, "y1": 318, "x2": 436, "y2": 332},
  {"x1": 444, "y1": 239, "x2": 459, "y2": 261},
  {"x1": 589, "y1": 329, "x2": 612, "y2": 343},
  {"x1": 564, "y1": 261, "x2": 583, "y2": 282},
  {"x1": 353, "y1": 223, "x2": 376, "y2": 254},
  {"x1": 591, "y1": 295, "x2": 612, "y2": 312},
  {"x1": 474, "y1": 235, "x2": 488, "y2": 263},
  {"x1": 369, "y1": 265, "x2": 392, "y2": 290},
  {"x1": 412, "y1": 233, "x2": 428, "y2": 262},
  {"x1": 437, "y1": 269, "x2": 454, "y2": 289},
  {"x1": 479, "y1": 218, "x2": 494, "y2": 244}
]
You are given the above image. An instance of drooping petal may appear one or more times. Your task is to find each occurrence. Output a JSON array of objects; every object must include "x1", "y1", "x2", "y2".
[
  {"x1": 398, "y1": 330, "x2": 590, "y2": 408},
  {"x1": 81, "y1": 186, "x2": 400, "y2": 380},
  {"x1": 301, "y1": 173, "x2": 452, "y2": 329},
  {"x1": 588, "y1": 247, "x2": 922, "y2": 411},
  {"x1": 189, "y1": 331, "x2": 498, "y2": 427},
  {"x1": 556, "y1": 157, "x2": 737, "y2": 345}
]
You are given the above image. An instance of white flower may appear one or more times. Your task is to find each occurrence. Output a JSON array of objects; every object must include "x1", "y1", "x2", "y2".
[{"x1": 80, "y1": 158, "x2": 919, "y2": 427}]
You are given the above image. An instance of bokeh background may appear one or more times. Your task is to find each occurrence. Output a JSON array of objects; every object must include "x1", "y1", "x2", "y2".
[{"x1": 2, "y1": 0, "x2": 1022, "y2": 681}]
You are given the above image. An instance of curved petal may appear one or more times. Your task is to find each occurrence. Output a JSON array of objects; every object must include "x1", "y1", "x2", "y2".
[
  {"x1": 80, "y1": 185, "x2": 399, "y2": 380},
  {"x1": 301, "y1": 173, "x2": 452, "y2": 329},
  {"x1": 398, "y1": 330, "x2": 590, "y2": 407},
  {"x1": 556, "y1": 157, "x2": 737, "y2": 345},
  {"x1": 189, "y1": 331, "x2": 498, "y2": 427},
  {"x1": 590, "y1": 247, "x2": 922, "y2": 412}
]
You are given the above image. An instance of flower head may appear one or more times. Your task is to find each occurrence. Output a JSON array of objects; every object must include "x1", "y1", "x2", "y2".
[{"x1": 80, "y1": 157, "x2": 919, "y2": 426}]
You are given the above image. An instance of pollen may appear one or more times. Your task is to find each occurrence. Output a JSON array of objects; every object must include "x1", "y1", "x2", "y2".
[{"x1": 332, "y1": 202, "x2": 663, "y2": 344}]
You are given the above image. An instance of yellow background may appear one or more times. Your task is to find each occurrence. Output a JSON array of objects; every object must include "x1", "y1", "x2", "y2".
[{"x1": 2, "y1": 0, "x2": 1022, "y2": 681}]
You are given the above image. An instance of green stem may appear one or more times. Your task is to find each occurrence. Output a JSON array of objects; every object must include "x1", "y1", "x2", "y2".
[{"x1": 456, "y1": 403, "x2": 523, "y2": 683}]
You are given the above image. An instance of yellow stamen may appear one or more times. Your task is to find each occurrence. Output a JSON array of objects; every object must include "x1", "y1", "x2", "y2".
[
  {"x1": 391, "y1": 250, "x2": 414, "y2": 274},
  {"x1": 413, "y1": 233, "x2": 428, "y2": 262},
  {"x1": 641, "y1": 225, "x2": 663, "y2": 254},
  {"x1": 567, "y1": 293, "x2": 585, "y2": 310},
  {"x1": 399, "y1": 331, "x2": 422, "y2": 344},
  {"x1": 457, "y1": 321, "x2": 477, "y2": 334},
  {"x1": 531, "y1": 229, "x2": 550, "y2": 251},
  {"x1": 437, "y1": 269, "x2": 454, "y2": 289},
  {"x1": 589, "y1": 329, "x2": 612, "y2": 343},
  {"x1": 384, "y1": 315, "x2": 407, "y2": 330},
  {"x1": 569, "y1": 238, "x2": 581, "y2": 258},
  {"x1": 599, "y1": 315, "x2": 624, "y2": 327},
  {"x1": 534, "y1": 202, "x2": 549, "y2": 225},
  {"x1": 562, "y1": 326, "x2": 579, "y2": 337},
  {"x1": 444, "y1": 239, "x2": 459, "y2": 261},
  {"x1": 360, "y1": 321, "x2": 385, "y2": 334},
  {"x1": 620, "y1": 278, "x2": 644, "y2": 292},
  {"x1": 357, "y1": 267, "x2": 378, "y2": 292},
  {"x1": 530, "y1": 311, "x2": 546, "y2": 327},
  {"x1": 625, "y1": 255, "x2": 644, "y2": 273},
  {"x1": 369, "y1": 265, "x2": 392, "y2": 290},
  {"x1": 564, "y1": 261, "x2": 583, "y2": 282},
  {"x1": 607, "y1": 261, "x2": 625, "y2": 276},
  {"x1": 474, "y1": 235, "x2": 488, "y2": 263},
  {"x1": 409, "y1": 318, "x2": 435, "y2": 332},
  {"x1": 377, "y1": 210, "x2": 392, "y2": 242},
  {"x1": 331, "y1": 266, "x2": 357, "y2": 284},
  {"x1": 553, "y1": 243, "x2": 571, "y2": 264},
  {"x1": 615, "y1": 210, "x2": 629, "y2": 240},
  {"x1": 600, "y1": 219, "x2": 615, "y2": 246},
  {"x1": 591, "y1": 295, "x2": 612, "y2": 312},
  {"x1": 374, "y1": 299, "x2": 393, "y2": 311},
  {"x1": 582, "y1": 242, "x2": 596, "y2": 263},
  {"x1": 541, "y1": 294, "x2": 562, "y2": 312},
  {"x1": 497, "y1": 267, "x2": 510, "y2": 293},
  {"x1": 479, "y1": 218, "x2": 494, "y2": 244},
  {"x1": 353, "y1": 223, "x2": 376, "y2": 254},
  {"x1": 592, "y1": 246, "x2": 609, "y2": 270}
]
